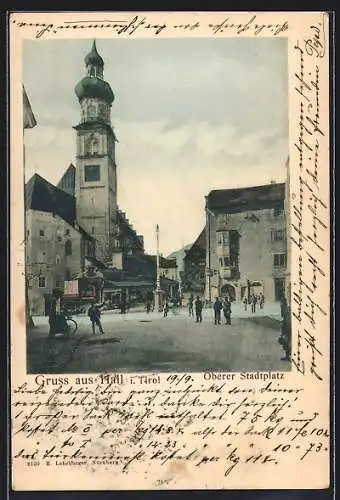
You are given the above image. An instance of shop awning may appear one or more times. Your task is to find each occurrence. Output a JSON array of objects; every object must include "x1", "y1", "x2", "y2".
[{"x1": 104, "y1": 279, "x2": 154, "y2": 290}]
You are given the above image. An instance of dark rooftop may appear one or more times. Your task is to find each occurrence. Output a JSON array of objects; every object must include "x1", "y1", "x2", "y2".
[
  {"x1": 57, "y1": 164, "x2": 76, "y2": 196},
  {"x1": 25, "y1": 173, "x2": 94, "y2": 241},
  {"x1": 184, "y1": 228, "x2": 206, "y2": 260},
  {"x1": 207, "y1": 183, "x2": 285, "y2": 213}
]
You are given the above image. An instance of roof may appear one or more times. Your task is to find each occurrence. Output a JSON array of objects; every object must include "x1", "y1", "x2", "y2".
[
  {"x1": 57, "y1": 164, "x2": 75, "y2": 196},
  {"x1": 25, "y1": 173, "x2": 94, "y2": 241},
  {"x1": 207, "y1": 183, "x2": 285, "y2": 213},
  {"x1": 184, "y1": 228, "x2": 206, "y2": 260},
  {"x1": 23, "y1": 86, "x2": 37, "y2": 129},
  {"x1": 84, "y1": 40, "x2": 104, "y2": 67},
  {"x1": 141, "y1": 254, "x2": 177, "y2": 268},
  {"x1": 167, "y1": 244, "x2": 192, "y2": 260},
  {"x1": 104, "y1": 279, "x2": 154, "y2": 290},
  {"x1": 75, "y1": 76, "x2": 114, "y2": 104},
  {"x1": 118, "y1": 209, "x2": 144, "y2": 250}
]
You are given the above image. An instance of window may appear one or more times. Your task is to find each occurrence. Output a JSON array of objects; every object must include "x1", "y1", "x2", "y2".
[
  {"x1": 91, "y1": 226, "x2": 95, "y2": 234},
  {"x1": 39, "y1": 229, "x2": 45, "y2": 237},
  {"x1": 55, "y1": 280, "x2": 62, "y2": 289},
  {"x1": 38, "y1": 276, "x2": 46, "y2": 288},
  {"x1": 273, "y1": 207, "x2": 284, "y2": 217},
  {"x1": 84, "y1": 164, "x2": 100, "y2": 182},
  {"x1": 271, "y1": 229, "x2": 286, "y2": 242},
  {"x1": 224, "y1": 257, "x2": 230, "y2": 267},
  {"x1": 65, "y1": 229, "x2": 70, "y2": 236},
  {"x1": 115, "y1": 239, "x2": 120, "y2": 248},
  {"x1": 273, "y1": 253, "x2": 287, "y2": 267},
  {"x1": 37, "y1": 251, "x2": 46, "y2": 264},
  {"x1": 56, "y1": 254, "x2": 61, "y2": 265},
  {"x1": 57, "y1": 236, "x2": 62, "y2": 242},
  {"x1": 65, "y1": 240, "x2": 72, "y2": 256},
  {"x1": 65, "y1": 269, "x2": 71, "y2": 281},
  {"x1": 219, "y1": 258, "x2": 223, "y2": 266},
  {"x1": 217, "y1": 231, "x2": 229, "y2": 246}
]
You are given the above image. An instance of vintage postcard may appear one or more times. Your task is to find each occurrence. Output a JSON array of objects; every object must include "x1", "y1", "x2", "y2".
[{"x1": 10, "y1": 11, "x2": 331, "y2": 490}]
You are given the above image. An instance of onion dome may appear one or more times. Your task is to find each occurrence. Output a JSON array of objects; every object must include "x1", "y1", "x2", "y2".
[
  {"x1": 84, "y1": 40, "x2": 104, "y2": 68},
  {"x1": 75, "y1": 77, "x2": 114, "y2": 104},
  {"x1": 75, "y1": 40, "x2": 114, "y2": 104}
]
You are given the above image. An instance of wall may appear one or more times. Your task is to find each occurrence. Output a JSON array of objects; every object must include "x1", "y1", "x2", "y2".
[
  {"x1": 206, "y1": 207, "x2": 286, "y2": 302},
  {"x1": 26, "y1": 209, "x2": 85, "y2": 315}
]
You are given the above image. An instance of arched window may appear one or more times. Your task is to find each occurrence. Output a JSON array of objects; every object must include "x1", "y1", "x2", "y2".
[{"x1": 65, "y1": 239, "x2": 72, "y2": 256}]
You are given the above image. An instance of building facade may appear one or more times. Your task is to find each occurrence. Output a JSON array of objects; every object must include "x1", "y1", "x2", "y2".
[
  {"x1": 25, "y1": 174, "x2": 95, "y2": 315},
  {"x1": 182, "y1": 229, "x2": 206, "y2": 295},
  {"x1": 205, "y1": 183, "x2": 286, "y2": 302}
]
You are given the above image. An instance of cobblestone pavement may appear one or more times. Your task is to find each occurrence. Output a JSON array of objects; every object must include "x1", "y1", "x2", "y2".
[{"x1": 27, "y1": 304, "x2": 290, "y2": 374}]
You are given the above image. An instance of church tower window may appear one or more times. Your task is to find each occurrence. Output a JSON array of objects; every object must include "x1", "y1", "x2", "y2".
[{"x1": 85, "y1": 164, "x2": 100, "y2": 182}]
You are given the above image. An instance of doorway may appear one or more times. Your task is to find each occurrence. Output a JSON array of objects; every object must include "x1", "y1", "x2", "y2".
[
  {"x1": 221, "y1": 284, "x2": 236, "y2": 301},
  {"x1": 274, "y1": 278, "x2": 285, "y2": 301}
]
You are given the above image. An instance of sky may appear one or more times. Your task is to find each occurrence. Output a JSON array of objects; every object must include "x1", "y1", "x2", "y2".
[{"x1": 23, "y1": 37, "x2": 288, "y2": 256}]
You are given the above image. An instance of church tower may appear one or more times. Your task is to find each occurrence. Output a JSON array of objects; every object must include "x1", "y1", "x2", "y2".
[{"x1": 74, "y1": 40, "x2": 118, "y2": 263}]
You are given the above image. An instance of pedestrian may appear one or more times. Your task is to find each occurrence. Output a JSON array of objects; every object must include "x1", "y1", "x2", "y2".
[
  {"x1": 146, "y1": 301, "x2": 151, "y2": 313},
  {"x1": 251, "y1": 294, "x2": 257, "y2": 313},
  {"x1": 188, "y1": 294, "x2": 194, "y2": 317},
  {"x1": 88, "y1": 301, "x2": 104, "y2": 335},
  {"x1": 194, "y1": 296, "x2": 203, "y2": 323},
  {"x1": 259, "y1": 292, "x2": 265, "y2": 309},
  {"x1": 280, "y1": 295, "x2": 287, "y2": 318},
  {"x1": 278, "y1": 310, "x2": 291, "y2": 361},
  {"x1": 163, "y1": 299, "x2": 169, "y2": 317},
  {"x1": 222, "y1": 298, "x2": 232, "y2": 325},
  {"x1": 48, "y1": 288, "x2": 64, "y2": 338},
  {"x1": 213, "y1": 297, "x2": 223, "y2": 325},
  {"x1": 243, "y1": 295, "x2": 248, "y2": 311}
]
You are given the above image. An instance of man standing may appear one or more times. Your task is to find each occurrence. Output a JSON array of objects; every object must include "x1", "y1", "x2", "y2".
[
  {"x1": 48, "y1": 288, "x2": 61, "y2": 338},
  {"x1": 213, "y1": 297, "x2": 223, "y2": 325},
  {"x1": 188, "y1": 294, "x2": 194, "y2": 317},
  {"x1": 88, "y1": 301, "x2": 105, "y2": 335},
  {"x1": 194, "y1": 296, "x2": 203, "y2": 323},
  {"x1": 251, "y1": 294, "x2": 257, "y2": 313},
  {"x1": 163, "y1": 298, "x2": 169, "y2": 317},
  {"x1": 223, "y1": 298, "x2": 232, "y2": 325}
]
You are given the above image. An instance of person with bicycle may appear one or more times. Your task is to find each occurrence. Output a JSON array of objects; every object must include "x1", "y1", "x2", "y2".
[{"x1": 88, "y1": 300, "x2": 105, "y2": 335}]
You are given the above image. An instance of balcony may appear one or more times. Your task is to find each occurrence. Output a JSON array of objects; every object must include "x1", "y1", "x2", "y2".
[{"x1": 220, "y1": 266, "x2": 240, "y2": 280}]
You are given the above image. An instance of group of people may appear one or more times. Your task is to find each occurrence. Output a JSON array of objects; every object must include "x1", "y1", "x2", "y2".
[
  {"x1": 184, "y1": 294, "x2": 231, "y2": 325},
  {"x1": 243, "y1": 292, "x2": 265, "y2": 313}
]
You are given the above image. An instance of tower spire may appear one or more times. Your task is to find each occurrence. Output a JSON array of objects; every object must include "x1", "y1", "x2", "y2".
[{"x1": 84, "y1": 39, "x2": 104, "y2": 78}]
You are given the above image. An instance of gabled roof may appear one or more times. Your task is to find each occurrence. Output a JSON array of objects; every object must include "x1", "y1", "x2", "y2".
[
  {"x1": 184, "y1": 228, "x2": 206, "y2": 260},
  {"x1": 25, "y1": 173, "x2": 94, "y2": 241},
  {"x1": 207, "y1": 182, "x2": 285, "y2": 213},
  {"x1": 57, "y1": 164, "x2": 76, "y2": 196},
  {"x1": 23, "y1": 86, "x2": 37, "y2": 129}
]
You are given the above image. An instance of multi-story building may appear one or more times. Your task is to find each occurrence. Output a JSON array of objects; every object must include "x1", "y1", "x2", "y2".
[
  {"x1": 205, "y1": 182, "x2": 286, "y2": 302},
  {"x1": 25, "y1": 173, "x2": 95, "y2": 315}
]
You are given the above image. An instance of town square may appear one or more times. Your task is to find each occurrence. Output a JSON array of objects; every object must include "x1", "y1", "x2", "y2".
[{"x1": 23, "y1": 38, "x2": 291, "y2": 373}]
